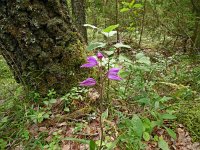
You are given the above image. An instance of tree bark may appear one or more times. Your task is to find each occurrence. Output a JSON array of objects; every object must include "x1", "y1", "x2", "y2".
[
  {"x1": 0, "y1": 0, "x2": 87, "y2": 95},
  {"x1": 71, "y1": 0, "x2": 87, "y2": 43},
  {"x1": 191, "y1": 0, "x2": 200, "y2": 52}
]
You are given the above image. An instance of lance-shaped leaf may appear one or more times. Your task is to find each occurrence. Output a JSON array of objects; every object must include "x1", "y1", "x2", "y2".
[
  {"x1": 83, "y1": 24, "x2": 98, "y2": 29},
  {"x1": 120, "y1": 7, "x2": 130, "y2": 12},
  {"x1": 114, "y1": 43, "x2": 131, "y2": 49},
  {"x1": 101, "y1": 31, "x2": 117, "y2": 37},
  {"x1": 86, "y1": 42, "x2": 106, "y2": 51},
  {"x1": 103, "y1": 24, "x2": 119, "y2": 33}
]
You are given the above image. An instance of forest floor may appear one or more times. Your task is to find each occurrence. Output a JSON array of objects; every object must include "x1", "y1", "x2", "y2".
[{"x1": 0, "y1": 48, "x2": 200, "y2": 150}]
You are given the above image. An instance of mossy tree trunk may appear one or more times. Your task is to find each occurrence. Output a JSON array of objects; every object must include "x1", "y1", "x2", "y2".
[
  {"x1": 0, "y1": 0, "x2": 87, "y2": 95},
  {"x1": 71, "y1": 0, "x2": 87, "y2": 43}
]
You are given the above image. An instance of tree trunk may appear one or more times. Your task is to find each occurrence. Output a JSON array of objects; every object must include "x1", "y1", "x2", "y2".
[
  {"x1": 71, "y1": 0, "x2": 87, "y2": 43},
  {"x1": 0, "y1": 0, "x2": 87, "y2": 95},
  {"x1": 191, "y1": 0, "x2": 200, "y2": 52}
]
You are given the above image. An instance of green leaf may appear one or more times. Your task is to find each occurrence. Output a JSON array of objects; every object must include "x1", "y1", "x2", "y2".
[
  {"x1": 164, "y1": 127, "x2": 177, "y2": 139},
  {"x1": 106, "y1": 139, "x2": 119, "y2": 150},
  {"x1": 43, "y1": 101, "x2": 49, "y2": 105},
  {"x1": 136, "y1": 52, "x2": 151, "y2": 65},
  {"x1": 161, "y1": 114, "x2": 176, "y2": 120},
  {"x1": 86, "y1": 42, "x2": 106, "y2": 51},
  {"x1": 103, "y1": 24, "x2": 119, "y2": 33},
  {"x1": 121, "y1": 2, "x2": 130, "y2": 7},
  {"x1": 138, "y1": 98, "x2": 150, "y2": 105},
  {"x1": 158, "y1": 138, "x2": 169, "y2": 150},
  {"x1": 89, "y1": 140, "x2": 96, "y2": 150},
  {"x1": 155, "y1": 101, "x2": 160, "y2": 109},
  {"x1": 1, "y1": 117, "x2": 8, "y2": 123},
  {"x1": 129, "y1": 0, "x2": 136, "y2": 7},
  {"x1": 120, "y1": 7, "x2": 130, "y2": 12},
  {"x1": 63, "y1": 137, "x2": 90, "y2": 144},
  {"x1": 133, "y1": 4, "x2": 143, "y2": 8},
  {"x1": 119, "y1": 55, "x2": 133, "y2": 63},
  {"x1": 101, "y1": 108, "x2": 109, "y2": 120},
  {"x1": 101, "y1": 31, "x2": 117, "y2": 37},
  {"x1": 119, "y1": 71, "x2": 129, "y2": 78},
  {"x1": 151, "y1": 121, "x2": 162, "y2": 128},
  {"x1": 83, "y1": 24, "x2": 98, "y2": 29},
  {"x1": 132, "y1": 115, "x2": 143, "y2": 137},
  {"x1": 113, "y1": 43, "x2": 131, "y2": 49},
  {"x1": 64, "y1": 107, "x2": 70, "y2": 112},
  {"x1": 143, "y1": 132, "x2": 150, "y2": 141},
  {"x1": 160, "y1": 96, "x2": 172, "y2": 103},
  {"x1": 104, "y1": 50, "x2": 114, "y2": 56},
  {"x1": 50, "y1": 98, "x2": 57, "y2": 104}
]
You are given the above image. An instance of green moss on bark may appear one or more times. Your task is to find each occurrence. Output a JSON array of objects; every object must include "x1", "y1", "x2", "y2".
[{"x1": 0, "y1": 0, "x2": 88, "y2": 95}]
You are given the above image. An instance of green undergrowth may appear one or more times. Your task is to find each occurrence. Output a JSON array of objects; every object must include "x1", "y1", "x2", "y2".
[
  {"x1": 168, "y1": 55, "x2": 200, "y2": 142},
  {"x1": 0, "y1": 51, "x2": 200, "y2": 149}
]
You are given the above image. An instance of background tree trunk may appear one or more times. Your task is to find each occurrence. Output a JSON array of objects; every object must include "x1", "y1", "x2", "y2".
[
  {"x1": 71, "y1": 0, "x2": 87, "y2": 43},
  {"x1": 0, "y1": 0, "x2": 87, "y2": 95},
  {"x1": 191, "y1": 0, "x2": 200, "y2": 52}
]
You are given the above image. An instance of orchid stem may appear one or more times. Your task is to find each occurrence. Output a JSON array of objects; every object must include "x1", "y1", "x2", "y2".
[{"x1": 98, "y1": 61, "x2": 104, "y2": 150}]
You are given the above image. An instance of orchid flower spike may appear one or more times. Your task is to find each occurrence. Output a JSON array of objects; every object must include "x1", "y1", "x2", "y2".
[
  {"x1": 108, "y1": 68, "x2": 122, "y2": 81},
  {"x1": 80, "y1": 78, "x2": 96, "y2": 86},
  {"x1": 81, "y1": 56, "x2": 98, "y2": 68},
  {"x1": 97, "y1": 52, "x2": 104, "y2": 60}
]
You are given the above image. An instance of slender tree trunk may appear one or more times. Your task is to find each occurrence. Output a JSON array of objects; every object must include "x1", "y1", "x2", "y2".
[
  {"x1": 116, "y1": 0, "x2": 120, "y2": 43},
  {"x1": 191, "y1": 0, "x2": 200, "y2": 52},
  {"x1": 139, "y1": 0, "x2": 147, "y2": 47},
  {"x1": 71, "y1": 0, "x2": 87, "y2": 43},
  {"x1": 0, "y1": 0, "x2": 87, "y2": 95}
]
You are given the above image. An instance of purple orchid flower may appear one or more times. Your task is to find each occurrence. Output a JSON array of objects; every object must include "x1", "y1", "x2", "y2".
[
  {"x1": 81, "y1": 56, "x2": 98, "y2": 68},
  {"x1": 108, "y1": 68, "x2": 122, "y2": 81},
  {"x1": 97, "y1": 52, "x2": 103, "y2": 60},
  {"x1": 80, "y1": 78, "x2": 96, "y2": 86}
]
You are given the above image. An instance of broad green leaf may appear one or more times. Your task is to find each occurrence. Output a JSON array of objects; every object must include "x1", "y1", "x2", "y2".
[
  {"x1": 101, "y1": 31, "x2": 117, "y2": 37},
  {"x1": 138, "y1": 98, "x2": 150, "y2": 105},
  {"x1": 120, "y1": 8, "x2": 130, "y2": 12},
  {"x1": 136, "y1": 52, "x2": 145, "y2": 59},
  {"x1": 101, "y1": 108, "x2": 108, "y2": 120},
  {"x1": 103, "y1": 24, "x2": 119, "y2": 33},
  {"x1": 143, "y1": 132, "x2": 150, "y2": 141},
  {"x1": 113, "y1": 43, "x2": 131, "y2": 49},
  {"x1": 136, "y1": 52, "x2": 151, "y2": 65},
  {"x1": 50, "y1": 98, "x2": 57, "y2": 104},
  {"x1": 43, "y1": 101, "x2": 49, "y2": 105},
  {"x1": 87, "y1": 42, "x2": 106, "y2": 51},
  {"x1": 164, "y1": 127, "x2": 177, "y2": 139},
  {"x1": 119, "y1": 55, "x2": 133, "y2": 63},
  {"x1": 132, "y1": 115, "x2": 143, "y2": 137},
  {"x1": 89, "y1": 140, "x2": 96, "y2": 150},
  {"x1": 104, "y1": 50, "x2": 114, "y2": 56},
  {"x1": 151, "y1": 121, "x2": 162, "y2": 128},
  {"x1": 158, "y1": 138, "x2": 169, "y2": 150},
  {"x1": 161, "y1": 114, "x2": 176, "y2": 120},
  {"x1": 133, "y1": 4, "x2": 143, "y2": 8},
  {"x1": 83, "y1": 24, "x2": 97, "y2": 29},
  {"x1": 154, "y1": 101, "x2": 160, "y2": 109}
]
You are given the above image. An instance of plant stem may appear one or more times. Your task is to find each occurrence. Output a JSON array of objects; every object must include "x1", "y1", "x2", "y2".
[{"x1": 98, "y1": 62, "x2": 104, "y2": 150}]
